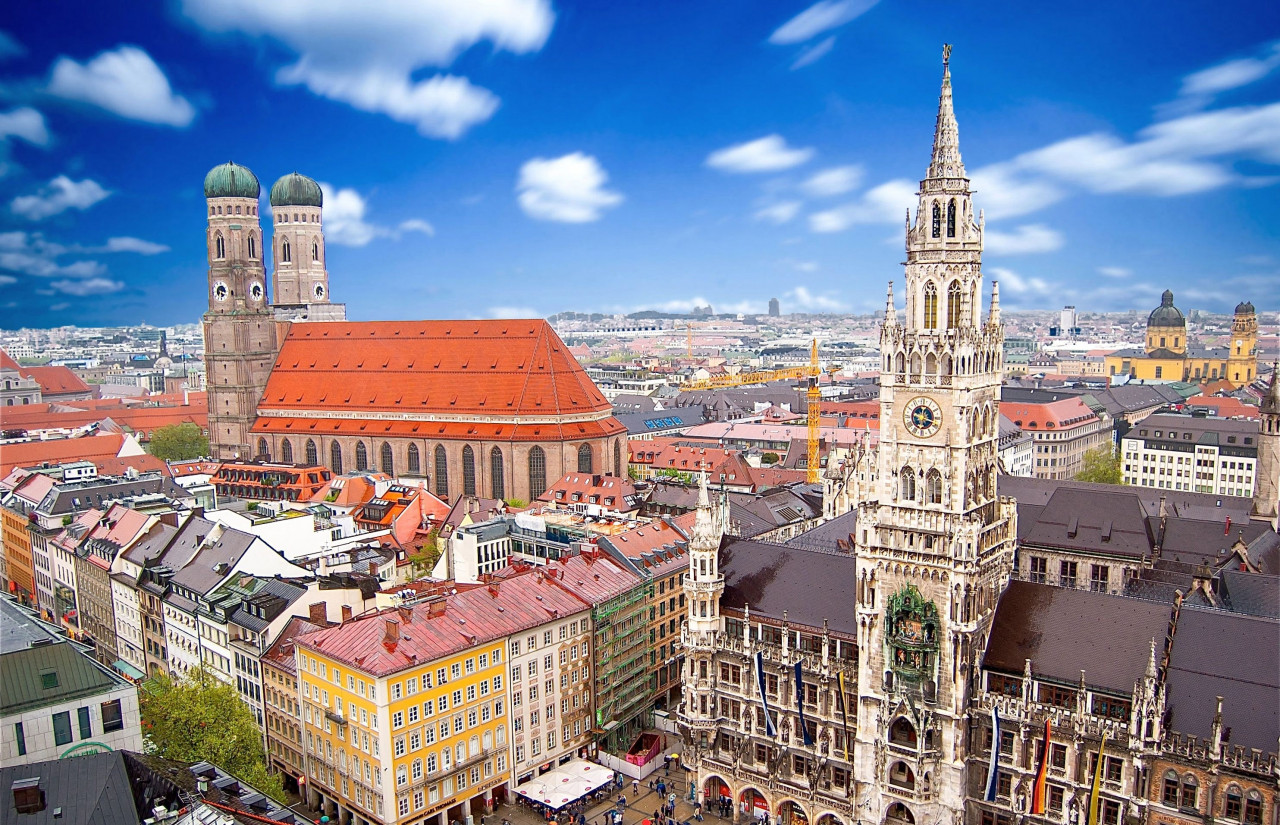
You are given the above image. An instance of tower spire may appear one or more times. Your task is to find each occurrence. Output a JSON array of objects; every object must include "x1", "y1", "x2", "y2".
[
  {"x1": 928, "y1": 44, "x2": 966, "y2": 180},
  {"x1": 885, "y1": 281, "x2": 897, "y2": 325}
]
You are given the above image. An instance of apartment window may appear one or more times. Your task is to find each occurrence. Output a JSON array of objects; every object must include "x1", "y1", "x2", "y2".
[
  {"x1": 1028, "y1": 556, "x2": 1047, "y2": 583},
  {"x1": 1060, "y1": 561, "x2": 1078, "y2": 589},
  {"x1": 77, "y1": 706, "x2": 92, "y2": 739},
  {"x1": 52, "y1": 711, "x2": 73, "y2": 746},
  {"x1": 1090, "y1": 565, "x2": 1110, "y2": 592},
  {"x1": 13, "y1": 722, "x2": 26, "y2": 756},
  {"x1": 1225, "y1": 788, "x2": 1243, "y2": 821},
  {"x1": 1244, "y1": 794, "x2": 1263, "y2": 825},
  {"x1": 1039, "y1": 684, "x2": 1075, "y2": 708}
]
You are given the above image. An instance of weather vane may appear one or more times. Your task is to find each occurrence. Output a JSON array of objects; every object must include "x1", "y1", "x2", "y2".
[{"x1": 943, "y1": 44, "x2": 952, "y2": 66}]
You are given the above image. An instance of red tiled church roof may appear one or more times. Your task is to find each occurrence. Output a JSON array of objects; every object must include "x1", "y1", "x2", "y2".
[
  {"x1": 21, "y1": 365, "x2": 90, "y2": 397},
  {"x1": 254, "y1": 320, "x2": 616, "y2": 423}
]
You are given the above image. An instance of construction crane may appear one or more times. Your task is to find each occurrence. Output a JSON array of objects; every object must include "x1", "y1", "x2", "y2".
[{"x1": 680, "y1": 339, "x2": 823, "y2": 483}]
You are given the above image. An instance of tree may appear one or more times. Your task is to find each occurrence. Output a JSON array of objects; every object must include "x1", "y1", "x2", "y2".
[
  {"x1": 405, "y1": 528, "x2": 442, "y2": 578},
  {"x1": 140, "y1": 668, "x2": 286, "y2": 802},
  {"x1": 1075, "y1": 445, "x2": 1124, "y2": 485},
  {"x1": 761, "y1": 452, "x2": 781, "y2": 466},
  {"x1": 148, "y1": 422, "x2": 209, "y2": 461}
]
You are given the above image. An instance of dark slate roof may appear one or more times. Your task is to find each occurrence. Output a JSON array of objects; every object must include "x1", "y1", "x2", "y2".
[
  {"x1": 999, "y1": 474, "x2": 1254, "y2": 522},
  {"x1": 983, "y1": 581, "x2": 1171, "y2": 693},
  {"x1": 1164, "y1": 607, "x2": 1279, "y2": 752},
  {"x1": 719, "y1": 539, "x2": 858, "y2": 636},
  {"x1": 1217, "y1": 571, "x2": 1280, "y2": 619},
  {"x1": 616, "y1": 410, "x2": 704, "y2": 436},
  {"x1": 1019, "y1": 486, "x2": 1154, "y2": 559},
  {"x1": 0, "y1": 751, "x2": 142, "y2": 825},
  {"x1": 785, "y1": 509, "x2": 858, "y2": 553},
  {"x1": 1153, "y1": 518, "x2": 1273, "y2": 567},
  {"x1": 164, "y1": 518, "x2": 256, "y2": 596},
  {"x1": 121, "y1": 520, "x2": 178, "y2": 567},
  {"x1": 36, "y1": 472, "x2": 185, "y2": 515}
]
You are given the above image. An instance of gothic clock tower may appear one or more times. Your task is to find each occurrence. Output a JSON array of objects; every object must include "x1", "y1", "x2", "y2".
[
  {"x1": 202, "y1": 161, "x2": 278, "y2": 460},
  {"x1": 851, "y1": 47, "x2": 1016, "y2": 825}
]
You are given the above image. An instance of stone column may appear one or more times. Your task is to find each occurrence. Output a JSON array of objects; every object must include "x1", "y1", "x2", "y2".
[{"x1": 484, "y1": 789, "x2": 495, "y2": 814}]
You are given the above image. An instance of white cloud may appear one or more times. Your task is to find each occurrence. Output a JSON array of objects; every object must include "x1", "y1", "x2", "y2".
[
  {"x1": 0, "y1": 275, "x2": 15, "y2": 286},
  {"x1": 988, "y1": 266, "x2": 1050, "y2": 297},
  {"x1": 791, "y1": 36, "x2": 835, "y2": 70},
  {"x1": 0, "y1": 31, "x2": 24, "y2": 60},
  {"x1": 318, "y1": 183, "x2": 434, "y2": 246},
  {"x1": 46, "y1": 45, "x2": 195, "y2": 127},
  {"x1": 1162, "y1": 42, "x2": 1280, "y2": 115},
  {"x1": 516, "y1": 152, "x2": 623, "y2": 223},
  {"x1": 0, "y1": 231, "x2": 115, "y2": 286},
  {"x1": 787, "y1": 285, "x2": 847, "y2": 312},
  {"x1": 706, "y1": 135, "x2": 815, "y2": 174},
  {"x1": 801, "y1": 164, "x2": 862, "y2": 197},
  {"x1": 769, "y1": 0, "x2": 879, "y2": 45},
  {"x1": 180, "y1": 0, "x2": 553, "y2": 139},
  {"x1": 488, "y1": 306, "x2": 540, "y2": 319},
  {"x1": 0, "y1": 108, "x2": 50, "y2": 146},
  {"x1": 754, "y1": 201, "x2": 802, "y2": 224},
  {"x1": 1098, "y1": 266, "x2": 1131, "y2": 278},
  {"x1": 49, "y1": 276, "x2": 123, "y2": 296},
  {"x1": 969, "y1": 163, "x2": 1066, "y2": 219},
  {"x1": 11, "y1": 176, "x2": 110, "y2": 220},
  {"x1": 809, "y1": 178, "x2": 915, "y2": 232},
  {"x1": 102, "y1": 236, "x2": 169, "y2": 254},
  {"x1": 984, "y1": 223, "x2": 1064, "y2": 255}
]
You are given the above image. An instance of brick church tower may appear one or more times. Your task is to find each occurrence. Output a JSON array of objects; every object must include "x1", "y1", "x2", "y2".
[{"x1": 202, "y1": 161, "x2": 278, "y2": 460}]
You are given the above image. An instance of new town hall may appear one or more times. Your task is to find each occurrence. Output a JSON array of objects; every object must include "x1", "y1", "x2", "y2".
[{"x1": 677, "y1": 50, "x2": 1279, "y2": 825}]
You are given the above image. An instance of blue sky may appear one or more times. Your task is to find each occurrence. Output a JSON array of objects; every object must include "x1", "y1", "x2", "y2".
[{"x1": 1, "y1": 0, "x2": 1278, "y2": 328}]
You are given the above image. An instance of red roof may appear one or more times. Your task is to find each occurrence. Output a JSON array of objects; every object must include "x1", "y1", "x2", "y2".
[
  {"x1": 538, "y1": 472, "x2": 639, "y2": 511},
  {"x1": 21, "y1": 365, "x2": 90, "y2": 397},
  {"x1": 0, "y1": 433, "x2": 135, "y2": 477},
  {"x1": 1182, "y1": 395, "x2": 1258, "y2": 419},
  {"x1": 999, "y1": 398, "x2": 1099, "y2": 431},
  {"x1": 0, "y1": 395, "x2": 208, "y2": 435},
  {"x1": 253, "y1": 321, "x2": 622, "y2": 438}
]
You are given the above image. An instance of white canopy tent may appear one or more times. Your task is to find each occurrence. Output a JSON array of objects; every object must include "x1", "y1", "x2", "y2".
[{"x1": 514, "y1": 760, "x2": 616, "y2": 810}]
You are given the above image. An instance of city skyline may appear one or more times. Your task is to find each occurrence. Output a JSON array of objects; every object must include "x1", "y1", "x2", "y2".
[{"x1": 1, "y1": 2, "x2": 1279, "y2": 329}]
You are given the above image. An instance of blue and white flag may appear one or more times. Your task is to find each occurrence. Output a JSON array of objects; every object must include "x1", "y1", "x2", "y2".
[
  {"x1": 794, "y1": 661, "x2": 814, "y2": 745},
  {"x1": 984, "y1": 706, "x2": 1001, "y2": 802},
  {"x1": 755, "y1": 651, "x2": 777, "y2": 737}
]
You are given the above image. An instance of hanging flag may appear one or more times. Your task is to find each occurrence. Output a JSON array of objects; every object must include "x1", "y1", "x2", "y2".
[
  {"x1": 755, "y1": 651, "x2": 777, "y2": 737},
  {"x1": 836, "y1": 671, "x2": 851, "y2": 760},
  {"x1": 983, "y1": 706, "x2": 1001, "y2": 802},
  {"x1": 1031, "y1": 718, "x2": 1052, "y2": 815},
  {"x1": 1087, "y1": 736, "x2": 1108, "y2": 825},
  {"x1": 794, "y1": 661, "x2": 814, "y2": 746}
]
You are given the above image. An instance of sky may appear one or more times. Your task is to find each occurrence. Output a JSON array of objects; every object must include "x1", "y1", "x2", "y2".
[{"x1": 1, "y1": 0, "x2": 1278, "y2": 329}]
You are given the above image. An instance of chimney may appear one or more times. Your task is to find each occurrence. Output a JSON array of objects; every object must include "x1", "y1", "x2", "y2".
[
  {"x1": 12, "y1": 778, "x2": 45, "y2": 814},
  {"x1": 397, "y1": 605, "x2": 413, "y2": 624},
  {"x1": 367, "y1": 561, "x2": 380, "y2": 577},
  {"x1": 427, "y1": 599, "x2": 447, "y2": 618},
  {"x1": 308, "y1": 602, "x2": 327, "y2": 625},
  {"x1": 383, "y1": 619, "x2": 400, "y2": 648},
  {"x1": 341, "y1": 605, "x2": 353, "y2": 623}
]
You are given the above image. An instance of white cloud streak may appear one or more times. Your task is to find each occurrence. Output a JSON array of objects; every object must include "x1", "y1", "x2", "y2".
[
  {"x1": 516, "y1": 152, "x2": 623, "y2": 223},
  {"x1": 801, "y1": 165, "x2": 862, "y2": 197},
  {"x1": 791, "y1": 36, "x2": 835, "y2": 70},
  {"x1": 809, "y1": 179, "x2": 915, "y2": 232},
  {"x1": 984, "y1": 223, "x2": 1064, "y2": 255},
  {"x1": 754, "y1": 201, "x2": 802, "y2": 225},
  {"x1": 46, "y1": 45, "x2": 195, "y2": 127},
  {"x1": 706, "y1": 135, "x2": 814, "y2": 174},
  {"x1": 769, "y1": 0, "x2": 879, "y2": 45},
  {"x1": 10, "y1": 176, "x2": 110, "y2": 220},
  {"x1": 0, "y1": 108, "x2": 50, "y2": 146},
  {"x1": 102, "y1": 236, "x2": 170, "y2": 254},
  {"x1": 318, "y1": 183, "x2": 435, "y2": 246},
  {"x1": 1097, "y1": 266, "x2": 1131, "y2": 278},
  {"x1": 49, "y1": 276, "x2": 123, "y2": 296}
]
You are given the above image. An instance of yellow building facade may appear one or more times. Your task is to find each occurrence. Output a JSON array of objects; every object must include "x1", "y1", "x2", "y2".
[{"x1": 1104, "y1": 292, "x2": 1258, "y2": 388}]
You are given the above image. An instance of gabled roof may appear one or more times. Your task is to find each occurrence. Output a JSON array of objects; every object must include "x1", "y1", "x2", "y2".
[
  {"x1": 0, "y1": 433, "x2": 133, "y2": 478},
  {"x1": 0, "y1": 751, "x2": 143, "y2": 825},
  {"x1": 719, "y1": 538, "x2": 860, "y2": 636},
  {"x1": 20, "y1": 365, "x2": 91, "y2": 397}
]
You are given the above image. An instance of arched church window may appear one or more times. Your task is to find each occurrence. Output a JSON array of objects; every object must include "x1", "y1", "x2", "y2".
[
  {"x1": 380, "y1": 442, "x2": 394, "y2": 476},
  {"x1": 434, "y1": 446, "x2": 449, "y2": 498},
  {"x1": 313, "y1": 241, "x2": 319, "y2": 261},
  {"x1": 281, "y1": 439, "x2": 293, "y2": 464},
  {"x1": 462, "y1": 445, "x2": 476, "y2": 496},
  {"x1": 235, "y1": 205, "x2": 242, "y2": 215},
  {"x1": 215, "y1": 234, "x2": 225, "y2": 260},
  {"x1": 257, "y1": 438, "x2": 269, "y2": 460},
  {"x1": 529, "y1": 447, "x2": 547, "y2": 500},
  {"x1": 615, "y1": 440, "x2": 622, "y2": 475},
  {"x1": 491, "y1": 447, "x2": 505, "y2": 500},
  {"x1": 248, "y1": 235, "x2": 256, "y2": 259},
  {"x1": 578, "y1": 444, "x2": 593, "y2": 474},
  {"x1": 282, "y1": 238, "x2": 291, "y2": 263},
  {"x1": 305, "y1": 439, "x2": 318, "y2": 466},
  {"x1": 947, "y1": 281, "x2": 962, "y2": 328},
  {"x1": 901, "y1": 467, "x2": 916, "y2": 501},
  {"x1": 926, "y1": 470, "x2": 943, "y2": 504},
  {"x1": 947, "y1": 199, "x2": 956, "y2": 237},
  {"x1": 330, "y1": 442, "x2": 343, "y2": 474},
  {"x1": 931, "y1": 202, "x2": 941, "y2": 238},
  {"x1": 407, "y1": 443, "x2": 420, "y2": 475},
  {"x1": 923, "y1": 282, "x2": 938, "y2": 329},
  {"x1": 355, "y1": 441, "x2": 368, "y2": 472}
]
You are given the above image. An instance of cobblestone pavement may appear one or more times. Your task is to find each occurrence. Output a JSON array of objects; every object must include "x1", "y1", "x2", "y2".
[{"x1": 493, "y1": 770, "x2": 724, "y2": 825}]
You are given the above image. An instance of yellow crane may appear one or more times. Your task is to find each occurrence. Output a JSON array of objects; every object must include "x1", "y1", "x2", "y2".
[{"x1": 680, "y1": 339, "x2": 823, "y2": 483}]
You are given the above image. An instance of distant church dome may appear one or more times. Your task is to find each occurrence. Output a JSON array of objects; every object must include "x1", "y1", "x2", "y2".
[
  {"x1": 204, "y1": 161, "x2": 260, "y2": 199},
  {"x1": 1235, "y1": 300, "x2": 1256, "y2": 315},
  {"x1": 1147, "y1": 289, "x2": 1185, "y2": 328},
  {"x1": 270, "y1": 172, "x2": 323, "y2": 208}
]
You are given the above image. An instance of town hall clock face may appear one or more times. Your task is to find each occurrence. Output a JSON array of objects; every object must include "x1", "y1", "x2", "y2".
[{"x1": 904, "y1": 396, "x2": 943, "y2": 438}]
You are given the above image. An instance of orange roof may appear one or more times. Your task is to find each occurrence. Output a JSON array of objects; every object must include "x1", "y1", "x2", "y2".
[
  {"x1": 253, "y1": 416, "x2": 621, "y2": 442},
  {"x1": 95, "y1": 454, "x2": 172, "y2": 477},
  {"x1": 607, "y1": 512, "x2": 696, "y2": 559},
  {"x1": 254, "y1": 321, "x2": 620, "y2": 431},
  {"x1": 0, "y1": 349, "x2": 21, "y2": 371},
  {"x1": 999, "y1": 398, "x2": 1099, "y2": 431},
  {"x1": 0, "y1": 432, "x2": 133, "y2": 477},
  {"x1": 0, "y1": 396, "x2": 207, "y2": 435},
  {"x1": 1183, "y1": 395, "x2": 1259, "y2": 419},
  {"x1": 21, "y1": 365, "x2": 90, "y2": 397},
  {"x1": 538, "y1": 472, "x2": 639, "y2": 511}
]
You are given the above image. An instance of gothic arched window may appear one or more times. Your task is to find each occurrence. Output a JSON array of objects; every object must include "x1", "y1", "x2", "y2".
[
  {"x1": 313, "y1": 241, "x2": 319, "y2": 261},
  {"x1": 462, "y1": 445, "x2": 476, "y2": 496},
  {"x1": 330, "y1": 442, "x2": 343, "y2": 474},
  {"x1": 926, "y1": 469, "x2": 943, "y2": 504},
  {"x1": 281, "y1": 439, "x2": 293, "y2": 464},
  {"x1": 215, "y1": 234, "x2": 225, "y2": 260},
  {"x1": 282, "y1": 238, "x2": 291, "y2": 263},
  {"x1": 305, "y1": 439, "x2": 318, "y2": 466},
  {"x1": 355, "y1": 441, "x2": 368, "y2": 472},
  {"x1": 407, "y1": 443, "x2": 420, "y2": 475},
  {"x1": 923, "y1": 282, "x2": 938, "y2": 329},
  {"x1": 248, "y1": 234, "x2": 256, "y2": 259},
  {"x1": 614, "y1": 440, "x2": 622, "y2": 476},
  {"x1": 931, "y1": 202, "x2": 941, "y2": 238},
  {"x1": 578, "y1": 444, "x2": 593, "y2": 474},
  {"x1": 947, "y1": 281, "x2": 962, "y2": 328},
  {"x1": 901, "y1": 467, "x2": 916, "y2": 501},
  {"x1": 529, "y1": 447, "x2": 547, "y2": 500},
  {"x1": 380, "y1": 442, "x2": 394, "y2": 476},
  {"x1": 257, "y1": 438, "x2": 269, "y2": 460},
  {"x1": 434, "y1": 446, "x2": 448, "y2": 498},
  {"x1": 946, "y1": 199, "x2": 956, "y2": 237},
  {"x1": 490, "y1": 447, "x2": 505, "y2": 500}
]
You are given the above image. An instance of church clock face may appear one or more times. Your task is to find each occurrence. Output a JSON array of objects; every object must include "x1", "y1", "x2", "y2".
[
  {"x1": 314, "y1": 283, "x2": 325, "y2": 299},
  {"x1": 212, "y1": 280, "x2": 229, "y2": 302},
  {"x1": 250, "y1": 281, "x2": 264, "y2": 301},
  {"x1": 904, "y1": 396, "x2": 943, "y2": 438}
]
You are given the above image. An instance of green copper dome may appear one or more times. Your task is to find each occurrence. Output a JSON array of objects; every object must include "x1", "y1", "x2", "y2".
[
  {"x1": 270, "y1": 172, "x2": 323, "y2": 208},
  {"x1": 1147, "y1": 289, "x2": 1185, "y2": 328},
  {"x1": 204, "y1": 161, "x2": 260, "y2": 199}
]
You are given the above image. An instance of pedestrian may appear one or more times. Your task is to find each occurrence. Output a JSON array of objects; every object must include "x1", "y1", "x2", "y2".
[
  {"x1": 649, "y1": 780, "x2": 654, "y2": 791},
  {"x1": 634, "y1": 779, "x2": 640, "y2": 794}
]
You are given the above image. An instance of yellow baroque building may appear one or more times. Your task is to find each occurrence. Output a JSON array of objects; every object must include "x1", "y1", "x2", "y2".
[{"x1": 1105, "y1": 291, "x2": 1258, "y2": 387}]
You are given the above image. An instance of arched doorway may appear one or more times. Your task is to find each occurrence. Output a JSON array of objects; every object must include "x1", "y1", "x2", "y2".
[
  {"x1": 778, "y1": 800, "x2": 809, "y2": 825},
  {"x1": 816, "y1": 814, "x2": 845, "y2": 825},
  {"x1": 885, "y1": 803, "x2": 915, "y2": 825},
  {"x1": 739, "y1": 788, "x2": 770, "y2": 824},
  {"x1": 703, "y1": 776, "x2": 732, "y2": 814}
]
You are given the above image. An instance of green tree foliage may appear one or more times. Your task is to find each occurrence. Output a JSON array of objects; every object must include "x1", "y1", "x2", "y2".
[
  {"x1": 140, "y1": 669, "x2": 286, "y2": 801},
  {"x1": 1075, "y1": 445, "x2": 1124, "y2": 485},
  {"x1": 406, "y1": 529, "x2": 442, "y2": 577},
  {"x1": 147, "y1": 422, "x2": 210, "y2": 461},
  {"x1": 761, "y1": 452, "x2": 781, "y2": 466}
]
